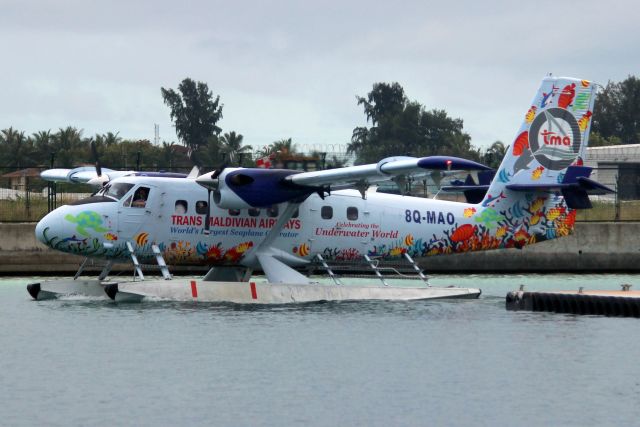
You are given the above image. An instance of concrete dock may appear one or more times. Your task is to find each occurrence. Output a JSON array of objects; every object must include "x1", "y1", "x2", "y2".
[{"x1": 2, "y1": 222, "x2": 640, "y2": 274}]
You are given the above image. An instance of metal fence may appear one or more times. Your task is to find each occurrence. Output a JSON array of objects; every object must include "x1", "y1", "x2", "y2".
[{"x1": 1, "y1": 164, "x2": 639, "y2": 222}]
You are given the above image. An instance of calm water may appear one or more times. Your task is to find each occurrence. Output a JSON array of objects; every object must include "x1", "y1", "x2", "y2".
[{"x1": 1, "y1": 274, "x2": 639, "y2": 427}]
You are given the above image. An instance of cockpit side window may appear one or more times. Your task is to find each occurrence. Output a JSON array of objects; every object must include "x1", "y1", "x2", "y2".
[
  {"x1": 132, "y1": 186, "x2": 150, "y2": 208},
  {"x1": 104, "y1": 183, "x2": 134, "y2": 200}
]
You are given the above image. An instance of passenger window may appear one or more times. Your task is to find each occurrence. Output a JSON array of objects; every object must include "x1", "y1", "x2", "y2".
[
  {"x1": 248, "y1": 208, "x2": 260, "y2": 217},
  {"x1": 267, "y1": 205, "x2": 279, "y2": 217},
  {"x1": 321, "y1": 206, "x2": 333, "y2": 219},
  {"x1": 175, "y1": 200, "x2": 188, "y2": 214},
  {"x1": 123, "y1": 195, "x2": 132, "y2": 207},
  {"x1": 195, "y1": 200, "x2": 208, "y2": 214},
  {"x1": 228, "y1": 209, "x2": 240, "y2": 216},
  {"x1": 132, "y1": 187, "x2": 150, "y2": 208},
  {"x1": 347, "y1": 207, "x2": 358, "y2": 221}
]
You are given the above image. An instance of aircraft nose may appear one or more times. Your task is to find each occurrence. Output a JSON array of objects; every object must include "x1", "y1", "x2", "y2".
[{"x1": 35, "y1": 209, "x2": 60, "y2": 246}]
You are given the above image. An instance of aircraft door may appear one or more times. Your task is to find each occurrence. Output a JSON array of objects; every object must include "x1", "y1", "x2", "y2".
[
  {"x1": 118, "y1": 184, "x2": 158, "y2": 241},
  {"x1": 361, "y1": 198, "x2": 381, "y2": 255}
]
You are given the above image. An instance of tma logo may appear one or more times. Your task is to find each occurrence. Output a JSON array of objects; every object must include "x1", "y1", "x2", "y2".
[
  {"x1": 540, "y1": 130, "x2": 572, "y2": 146},
  {"x1": 529, "y1": 107, "x2": 581, "y2": 170}
]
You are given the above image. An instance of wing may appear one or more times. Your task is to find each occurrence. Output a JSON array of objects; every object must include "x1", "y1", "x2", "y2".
[
  {"x1": 194, "y1": 155, "x2": 492, "y2": 209},
  {"x1": 40, "y1": 167, "x2": 135, "y2": 185},
  {"x1": 285, "y1": 156, "x2": 491, "y2": 188}
]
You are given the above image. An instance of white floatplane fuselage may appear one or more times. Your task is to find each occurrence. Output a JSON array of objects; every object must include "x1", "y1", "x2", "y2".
[{"x1": 29, "y1": 76, "x2": 605, "y2": 303}]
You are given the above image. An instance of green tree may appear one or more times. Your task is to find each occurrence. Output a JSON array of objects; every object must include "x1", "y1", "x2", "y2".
[
  {"x1": 593, "y1": 75, "x2": 640, "y2": 145},
  {"x1": 271, "y1": 138, "x2": 297, "y2": 155},
  {"x1": 30, "y1": 130, "x2": 53, "y2": 164},
  {"x1": 349, "y1": 82, "x2": 476, "y2": 164},
  {"x1": 219, "y1": 131, "x2": 252, "y2": 165},
  {"x1": 0, "y1": 127, "x2": 35, "y2": 168},
  {"x1": 52, "y1": 127, "x2": 88, "y2": 167},
  {"x1": 161, "y1": 78, "x2": 223, "y2": 165},
  {"x1": 483, "y1": 141, "x2": 506, "y2": 168}
]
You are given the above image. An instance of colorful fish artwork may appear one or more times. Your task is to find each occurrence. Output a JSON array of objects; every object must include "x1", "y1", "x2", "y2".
[
  {"x1": 525, "y1": 106, "x2": 537, "y2": 123},
  {"x1": 571, "y1": 91, "x2": 591, "y2": 112},
  {"x1": 482, "y1": 192, "x2": 506, "y2": 207},
  {"x1": 512, "y1": 132, "x2": 529, "y2": 156},
  {"x1": 546, "y1": 207, "x2": 566, "y2": 221},
  {"x1": 404, "y1": 234, "x2": 414, "y2": 246},
  {"x1": 463, "y1": 207, "x2": 477, "y2": 218},
  {"x1": 224, "y1": 241, "x2": 254, "y2": 262},
  {"x1": 557, "y1": 83, "x2": 576, "y2": 108},
  {"x1": 134, "y1": 232, "x2": 149, "y2": 246},
  {"x1": 474, "y1": 208, "x2": 504, "y2": 226},
  {"x1": 450, "y1": 224, "x2": 477, "y2": 243},
  {"x1": 529, "y1": 197, "x2": 546, "y2": 213},
  {"x1": 497, "y1": 168, "x2": 512, "y2": 183},
  {"x1": 540, "y1": 84, "x2": 558, "y2": 108},
  {"x1": 531, "y1": 166, "x2": 544, "y2": 180},
  {"x1": 104, "y1": 232, "x2": 118, "y2": 241},
  {"x1": 293, "y1": 242, "x2": 310, "y2": 256},
  {"x1": 578, "y1": 111, "x2": 593, "y2": 131}
]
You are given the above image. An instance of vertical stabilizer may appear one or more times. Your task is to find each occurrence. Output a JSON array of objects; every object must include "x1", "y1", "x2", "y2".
[{"x1": 484, "y1": 76, "x2": 597, "y2": 199}]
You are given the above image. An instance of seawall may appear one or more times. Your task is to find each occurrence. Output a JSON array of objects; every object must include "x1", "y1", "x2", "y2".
[{"x1": 0, "y1": 222, "x2": 639, "y2": 275}]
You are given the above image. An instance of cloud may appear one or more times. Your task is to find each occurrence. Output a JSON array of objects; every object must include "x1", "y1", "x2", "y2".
[{"x1": 2, "y1": 0, "x2": 639, "y2": 151}]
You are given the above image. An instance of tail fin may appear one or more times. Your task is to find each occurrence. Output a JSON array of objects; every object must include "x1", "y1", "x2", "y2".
[{"x1": 483, "y1": 76, "x2": 597, "y2": 201}]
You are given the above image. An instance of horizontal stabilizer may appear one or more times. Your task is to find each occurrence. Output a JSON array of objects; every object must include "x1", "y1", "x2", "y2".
[
  {"x1": 505, "y1": 166, "x2": 614, "y2": 195},
  {"x1": 440, "y1": 170, "x2": 495, "y2": 203},
  {"x1": 505, "y1": 166, "x2": 614, "y2": 209}
]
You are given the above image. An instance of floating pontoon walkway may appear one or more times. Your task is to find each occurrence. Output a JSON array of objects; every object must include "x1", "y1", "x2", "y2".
[{"x1": 506, "y1": 286, "x2": 640, "y2": 317}]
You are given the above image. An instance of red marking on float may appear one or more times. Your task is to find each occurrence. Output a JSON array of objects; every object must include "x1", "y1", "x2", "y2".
[
  {"x1": 250, "y1": 282, "x2": 258, "y2": 300},
  {"x1": 190, "y1": 280, "x2": 198, "y2": 298}
]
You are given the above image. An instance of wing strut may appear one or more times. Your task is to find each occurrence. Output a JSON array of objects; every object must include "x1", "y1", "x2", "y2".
[{"x1": 243, "y1": 202, "x2": 311, "y2": 284}]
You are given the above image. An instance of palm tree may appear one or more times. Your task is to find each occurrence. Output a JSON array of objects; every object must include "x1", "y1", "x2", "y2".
[
  {"x1": 269, "y1": 138, "x2": 298, "y2": 155},
  {"x1": 0, "y1": 127, "x2": 34, "y2": 168},
  {"x1": 219, "y1": 131, "x2": 252, "y2": 165},
  {"x1": 31, "y1": 130, "x2": 53, "y2": 164},
  {"x1": 52, "y1": 127, "x2": 86, "y2": 167},
  {"x1": 484, "y1": 141, "x2": 506, "y2": 168}
]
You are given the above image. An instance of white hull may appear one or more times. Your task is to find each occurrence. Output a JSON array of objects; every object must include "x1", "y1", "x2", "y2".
[{"x1": 28, "y1": 279, "x2": 480, "y2": 304}]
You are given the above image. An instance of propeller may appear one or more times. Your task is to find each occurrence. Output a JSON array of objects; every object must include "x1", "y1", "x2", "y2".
[
  {"x1": 90, "y1": 140, "x2": 102, "y2": 177},
  {"x1": 87, "y1": 140, "x2": 109, "y2": 186},
  {"x1": 202, "y1": 163, "x2": 226, "y2": 235},
  {"x1": 204, "y1": 189, "x2": 212, "y2": 235}
]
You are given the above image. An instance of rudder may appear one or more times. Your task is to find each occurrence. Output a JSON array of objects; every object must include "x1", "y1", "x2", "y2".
[{"x1": 484, "y1": 76, "x2": 597, "y2": 199}]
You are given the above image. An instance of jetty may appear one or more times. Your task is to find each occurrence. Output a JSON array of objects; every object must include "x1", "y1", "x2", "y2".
[{"x1": 506, "y1": 285, "x2": 640, "y2": 317}]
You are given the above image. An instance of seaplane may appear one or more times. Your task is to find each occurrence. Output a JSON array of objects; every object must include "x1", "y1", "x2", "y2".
[{"x1": 27, "y1": 76, "x2": 613, "y2": 303}]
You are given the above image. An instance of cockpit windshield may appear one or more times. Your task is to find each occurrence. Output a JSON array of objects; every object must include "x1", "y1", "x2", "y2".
[{"x1": 100, "y1": 183, "x2": 134, "y2": 200}]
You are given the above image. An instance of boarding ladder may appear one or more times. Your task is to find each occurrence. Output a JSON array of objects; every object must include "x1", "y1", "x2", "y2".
[
  {"x1": 126, "y1": 242, "x2": 172, "y2": 281},
  {"x1": 314, "y1": 253, "x2": 430, "y2": 287}
]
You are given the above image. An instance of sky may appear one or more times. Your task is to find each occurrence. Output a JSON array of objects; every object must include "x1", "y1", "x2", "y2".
[{"x1": 1, "y1": 0, "x2": 639, "y2": 154}]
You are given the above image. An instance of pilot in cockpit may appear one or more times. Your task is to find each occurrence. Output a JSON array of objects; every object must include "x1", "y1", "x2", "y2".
[{"x1": 132, "y1": 187, "x2": 149, "y2": 208}]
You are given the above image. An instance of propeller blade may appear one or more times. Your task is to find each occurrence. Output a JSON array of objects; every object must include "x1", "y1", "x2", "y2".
[
  {"x1": 210, "y1": 163, "x2": 227, "y2": 180},
  {"x1": 90, "y1": 140, "x2": 102, "y2": 178},
  {"x1": 204, "y1": 189, "x2": 212, "y2": 235},
  {"x1": 186, "y1": 166, "x2": 200, "y2": 179}
]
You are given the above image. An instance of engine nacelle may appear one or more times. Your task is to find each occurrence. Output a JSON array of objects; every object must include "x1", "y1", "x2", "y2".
[{"x1": 197, "y1": 168, "x2": 318, "y2": 209}]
